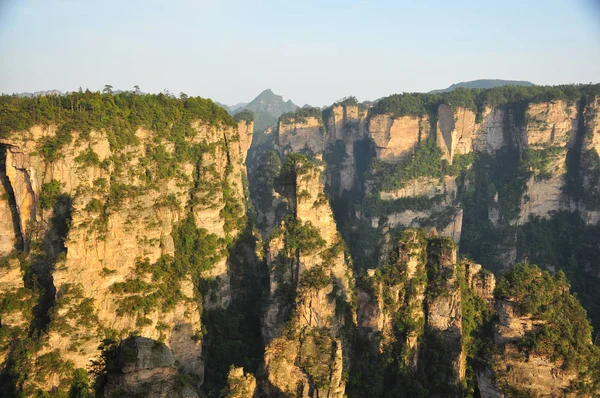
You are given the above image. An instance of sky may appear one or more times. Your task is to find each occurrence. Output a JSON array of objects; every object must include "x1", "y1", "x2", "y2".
[{"x1": 0, "y1": 0, "x2": 599, "y2": 106}]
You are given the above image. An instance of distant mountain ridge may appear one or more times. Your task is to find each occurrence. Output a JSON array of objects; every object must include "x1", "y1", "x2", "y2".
[{"x1": 429, "y1": 79, "x2": 534, "y2": 93}]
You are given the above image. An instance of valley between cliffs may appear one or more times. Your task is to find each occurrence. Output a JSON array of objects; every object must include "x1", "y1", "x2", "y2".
[{"x1": 1, "y1": 85, "x2": 600, "y2": 397}]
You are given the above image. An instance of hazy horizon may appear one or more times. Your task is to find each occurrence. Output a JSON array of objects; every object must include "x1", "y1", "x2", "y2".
[{"x1": 1, "y1": 0, "x2": 599, "y2": 107}]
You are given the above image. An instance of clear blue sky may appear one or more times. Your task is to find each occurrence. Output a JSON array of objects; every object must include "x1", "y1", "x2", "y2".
[{"x1": 1, "y1": 0, "x2": 599, "y2": 106}]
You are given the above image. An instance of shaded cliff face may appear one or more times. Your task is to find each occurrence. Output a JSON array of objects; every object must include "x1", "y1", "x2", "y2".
[
  {"x1": 351, "y1": 230, "x2": 495, "y2": 396},
  {"x1": 103, "y1": 337, "x2": 199, "y2": 398},
  {"x1": 0, "y1": 93, "x2": 253, "y2": 396},
  {"x1": 241, "y1": 85, "x2": 600, "y2": 397}
]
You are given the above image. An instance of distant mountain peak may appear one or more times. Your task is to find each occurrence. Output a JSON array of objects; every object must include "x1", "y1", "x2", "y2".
[{"x1": 235, "y1": 89, "x2": 299, "y2": 132}]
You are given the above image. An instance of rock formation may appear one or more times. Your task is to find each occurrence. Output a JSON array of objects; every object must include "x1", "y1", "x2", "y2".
[
  {"x1": 0, "y1": 93, "x2": 253, "y2": 395},
  {"x1": 260, "y1": 154, "x2": 355, "y2": 397},
  {"x1": 1, "y1": 85, "x2": 600, "y2": 397}
]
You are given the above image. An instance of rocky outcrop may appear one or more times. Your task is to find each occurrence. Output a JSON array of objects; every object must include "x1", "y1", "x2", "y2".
[
  {"x1": 355, "y1": 230, "x2": 498, "y2": 393},
  {"x1": 278, "y1": 117, "x2": 325, "y2": 155},
  {"x1": 368, "y1": 114, "x2": 429, "y2": 162},
  {"x1": 436, "y1": 104, "x2": 478, "y2": 162},
  {"x1": 0, "y1": 257, "x2": 33, "y2": 363},
  {"x1": 375, "y1": 176, "x2": 463, "y2": 243},
  {"x1": 224, "y1": 367, "x2": 257, "y2": 398},
  {"x1": 463, "y1": 261, "x2": 495, "y2": 301},
  {"x1": 516, "y1": 100, "x2": 579, "y2": 223},
  {"x1": 426, "y1": 238, "x2": 464, "y2": 382},
  {"x1": 0, "y1": 179, "x2": 17, "y2": 256},
  {"x1": 357, "y1": 229, "x2": 427, "y2": 368},
  {"x1": 485, "y1": 300, "x2": 578, "y2": 396},
  {"x1": 103, "y1": 337, "x2": 199, "y2": 398},
  {"x1": 237, "y1": 120, "x2": 254, "y2": 163},
  {"x1": 261, "y1": 156, "x2": 355, "y2": 398},
  {"x1": 581, "y1": 96, "x2": 600, "y2": 218},
  {"x1": 0, "y1": 113, "x2": 251, "y2": 391},
  {"x1": 324, "y1": 104, "x2": 369, "y2": 195}
]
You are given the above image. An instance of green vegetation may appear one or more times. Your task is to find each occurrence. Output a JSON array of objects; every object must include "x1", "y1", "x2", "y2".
[
  {"x1": 251, "y1": 151, "x2": 282, "y2": 227},
  {"x1": 233, "y1": 109, "x2": 254, "y2": 123},
  {"x1": 201, "y1": 221, "x2": 265, "y2": 396},
  {"x1": 271, "y1": 215, "x2": 327, "y2": 293},
  {"x1": 39, "y1": 179, "x2": 62, "y2": 210},
  {"x1": 0, "y1": 92, "x2": 236, "y2": 160},
  {"x1": 279, "y1": 106, "x2": 323, "y2": 125},
  {"x1": 276, "y1": 152, "x2": 321, "y2": 188},
  {"x1": 50, "y1": 284, "x2": 99, "y2": 335},
  {"x1": 516, "y1": 212, "x2": 600, "y2": 332},
  {"x1": 521, "y1": 146, "x2": 565, "y2": 180},
  {"x1": 425, "y1": 237, "x2": 456, "y2": 299},
  {"x1": 69, "y1": 368, "x2": 93, "y2": 397},
  {"x1": 83, "y1": 198, "x2": 104, "y2": 213},
  {"x1": 457, "y1": 262, "x2": 495, "y2": 397},
  {"x1": 370, "y1": 140, "x2": 475, "y2": 191},
  {"x1": 496, "y1": 263, "x2": 600, "y2": 386},
  {"x1": 371, "y1": 84, "x2": 600, "y2": 120},
  {"x1": 362, "y1": 194, "x2": 442, "y2": 218},
  {"x1": 348, "y1": 230, "x2": 467, "y2": 397},
  {"x1": 459, "y1": 149, "x2": 527, "y2": 268},
  {"x1": 74, "y1": 146, "x2": 100, "y2": 167},
  {"x1": 371, "y1": 139, "x2": 444, "y2": 191},
  {"x1": 221, "y1": 170, "x2": 247, "y2": 237},
  {"x1": 581, "y1": 147, "x2": 600, "y2": 209},
  {"x1": 112, "y1": 214, "x2": 221, "y2": 320}
]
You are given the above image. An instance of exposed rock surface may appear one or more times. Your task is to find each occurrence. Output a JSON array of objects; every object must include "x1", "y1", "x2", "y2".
[
  {"x1": 261, "y1": 157, "x2": 355, "y2": 398},
  {"x1": 0, "y1": 115, "x2": 251, "y2": 391},
  {"x1": 224, "y1": 367, "x2": 257, "y2": 398},
  {"x1": 103, "y1": 337, "x2": 199, "y2": 398},
  {"x1": 278, "y1": 117, "x2": 325, "y2": 155},
  {"x1": 368, "y1": 114, "x2": 429, "y2": 162},
  {"x1": 487, "y1": 300, "x2": 579, "y2": 397},
  {"x1": 375, "y1": 176, "x2": 463, "y2": 243},
  {"x1": 355, "y1": 230, "x2": 497, "y2": 392},
  {"x1": 0, "y1": 179, "x2": 17, "y2": 256},
  {"x1": 324, "y1": 104, "x2": 369, "y2": 195}
]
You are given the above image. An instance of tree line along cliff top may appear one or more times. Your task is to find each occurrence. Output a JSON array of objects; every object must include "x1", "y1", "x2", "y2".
[
  {"x1": 2, "y1": 83, "x2": 600, "y2": 144},
  {"x1": 0, "y1": 91, "x2": 240, "y2": 160}
]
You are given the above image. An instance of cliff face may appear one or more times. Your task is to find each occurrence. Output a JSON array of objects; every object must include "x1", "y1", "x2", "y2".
[
  {"x1": 581, "y1": 96, "x2": 600, "y2": 221},
  {"x1": 2, "y1": 86, "x2": 600, "y2": 397},
  {"x1": 365, "y1": 98, "x2": 600, "y2": 262},
  {"x1": 368, "y1": 114, "x2": 429, "y2": 162},
  {"x1": 0, "y1": 174, "x2": 17, "y2": 255},
  {"x1": 324, "y1": 104, "x2": 369, "y2": 195},
  {"x1": 488, "y1": 300, "x2": 578, "y2": 396},
  {"x1": 352, "y1": 230, "x2": 496, "y2": 396},
  {"x1": 0, "y1": 93, "x2": 252, "y2": 395},
  {"x1": 277, "y1": 116, "x2": 326, "y2": 155},
  {"x1": 260, "y1": 155, "x2": 355, "y2": 397}
]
